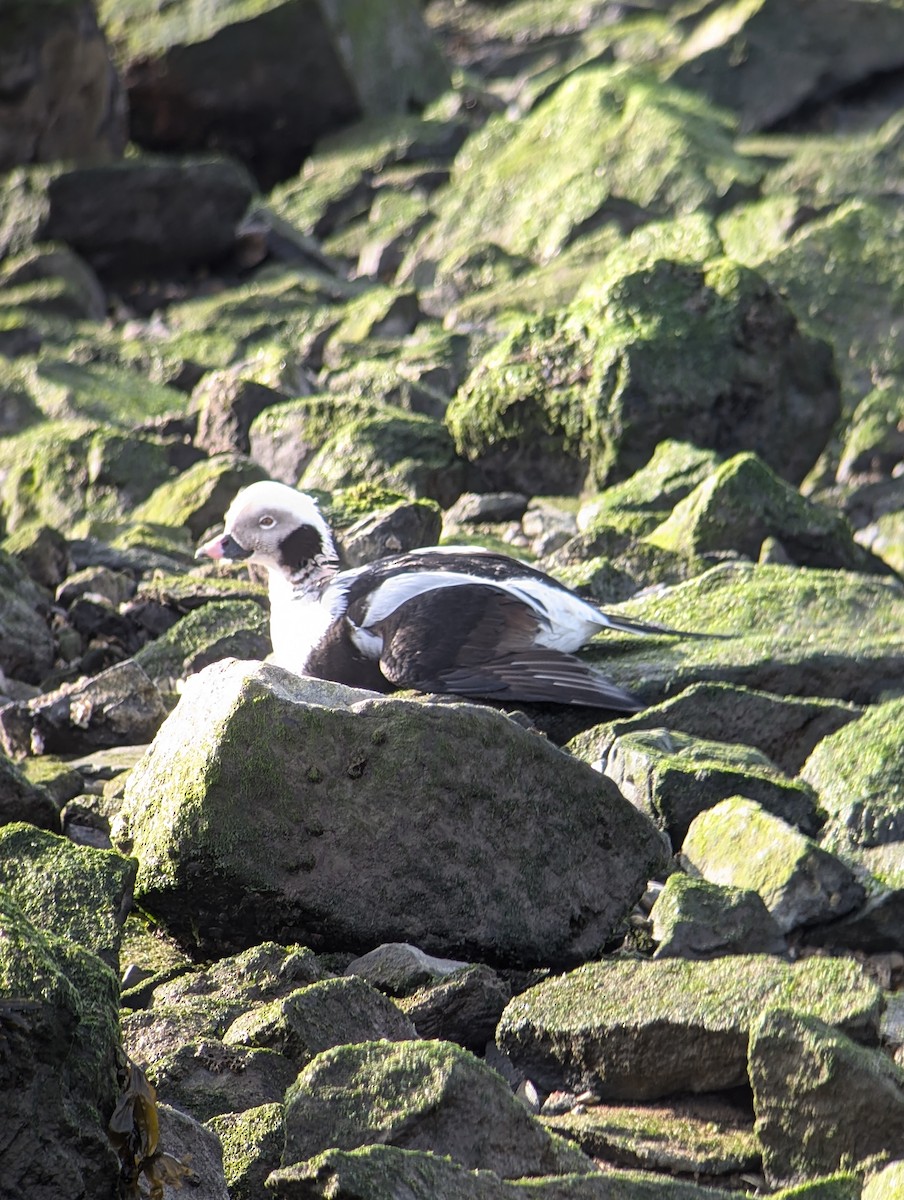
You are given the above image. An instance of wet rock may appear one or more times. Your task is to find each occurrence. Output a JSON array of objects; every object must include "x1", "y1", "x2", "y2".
[
  {"x1": 604, "y1": 728, "x2": 821, "y2": 845},
  {"x1": 497, "y1": 955, "x2": 882, "y2": 1100},
  {"x1": 801, "y1": 697, "x2": 904, "y2": 849},
  {"x1": 682, "y1": 798, "x2": 865, "y2": 933},
  {"x1": 0, "y1": 548, "x2": 55, "y2": 684},
  {"x1": 0, "y1": 754, "x2": 58, "y2": 831},
  {"x1": 568, "y1": 683, "x2": 861, "y2": 777},
  {"x1": 0, "y1": 0, "x2": 126, "y2": 170},
  {"x1": 113, "y1": 660, "x2": 667, "y2": 964},
  {"x1": 108, "y1": 0, "x2": 450, "y2": 186},
  {"x1": 0, "y1": 822, "x2": 134, "y2": 967},
  {"x1": 223, "y1": 975, "x2": 415, "y2": 1070},
  {"x1": 337, "y1": 499, "x2": 443, "y2": 567},
  {"x1": 651, "y1": 873, "x2": 786, "y2": 959},
  {"x1": 671, "y1": 0, "x2": 904, "y2": 133},
  {"x1": 448, "y1": 260, "x2": 839, "y2": 493},
  {"x1": 155, "y1": 1102, "x2": 230, "y2": 1200},
  {"x1": 150, "y1": 1038, "x2": 297, "y2": 1122},
  {"x1": 399, "y1": 964, "x2": 511, "y2": 1052},
  {"x1": 193, "y1": 370, "x2": 286, "y2": 457},
  {"x1": 750, "y1": 1008, "x2": 904, "y2": 1185},
  {"x1": 344, "y1": 942, "x2": 470, "y2": 996},
  {"x1": 0, "y1": 660, "x2": 166, "y2": 758},
  {"x1": 207, "y1": 1103, "x2": 283, "y2": 1200},
  {"x1": 0, "y1": 890, "x2": 122, "y2": 1200},
  {"x1": 646, "y1": 452, "x2": 891, "y2": 574},
  {"x1": 282, "y1": 1039, "x2": 594, "y2": 1178}
]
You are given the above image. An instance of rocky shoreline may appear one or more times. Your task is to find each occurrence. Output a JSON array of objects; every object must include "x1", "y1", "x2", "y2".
[{"x1": 1, "y1": 1, "x2": 903, "y2": 1198}]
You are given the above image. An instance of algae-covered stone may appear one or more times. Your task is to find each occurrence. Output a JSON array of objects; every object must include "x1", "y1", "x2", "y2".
[
  {"x1": 863, "y1": 1161, "x2": 904, "y2": 1200},
  {"x1": 113, "y1": 660, "x2": 667, "y2": 965},
  {"x1": 133, "y1": 599, "x2": 269, "y2": 683},
  {"x1": 604, "y1": 727, "x2": 821, "y2": 845},
  {"x1": 651, "y1": 873, "x2": 785, "y2": 959},
  {"x1": 750, "y1": 1008, "x2": 904, "y2": 1185},
  {"x1": 837, "y1": 383, "x2": 904, "y2": 482},
  {"x1": 399, "y1": 963, "x2": 511, "y2": 1052},
  {"x1": 568, "y1": 683, "x2": 861, "y2": 777},
  {"x1": 411, "y1": 65, "x2": 761, "y2": 267},
  {"x1": 3, "y1": 354, "x2": 187, "y2": 426},
  {"x1": 132, "y1": 453, "x2": 268, "y2": 539},
  {"x1": 222, "y1": 975, "x2": 416, "y2": 1069},
  {"x1": 283, "y1": 1039, "x2": 594, "y2": 1178},
  {"x1": 0, "y1": 243, "x2": 106, "y2": 320},
  {"x1": 249, "y1": 393, "x2": 382, "y2": 485},
  {"x1": 646, "y1": 453, "x2": 888, "y2": 574},
  {"x1": 542, "y1": 1100, "x2": 760, "y2": 1178},
  {"x1": 581, "y1": 562, "x2": 904, "y2": 708},
  {"x1": 101, "y1": 0, "x2": 449, "y2": 185},
  {"x1": 0, "y1": 822, "x2": 134, "y2": 967},
  {"x1": 123, "y1": 1001, "x2": 240, "y2": 1069},
  {"x1": 447, "y1": 258, "x2": 838, "y2": 493},
  {"x1": 0, "y1": 547, "x2": 54, "y2": 683},
  {"x1": 496, "y1": 955, "x2": 882, "y2": 1100},
  {"x1": 151, "y1": 941, "x2": 325, "y2": 1008},
  {"x1": 0, "y1": 753, "x2": 59, "y2": 830},
  {"x1": 338, "y1": 497, "x2": 442, "y2": 567},
  {"x1": 150, "y1": 1037, "x2": 297, "y2": 1122},
  {"x1": 0, "y1": 889, "x2": 122, "y2": 1200},
  {"x1": 207, "y1": 1102, "x2": 284, "y2": 1200},
  {"x1": 801, "y1": 698, "x2": 904, "y2": 849},
  {"x1": 681, "y1": 798, "x2": 864, "y2": 933}
]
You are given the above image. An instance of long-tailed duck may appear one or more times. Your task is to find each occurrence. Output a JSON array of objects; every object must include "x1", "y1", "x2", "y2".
[{"x1": 196, "y1": 480, "x2": 686, "y2": 710}]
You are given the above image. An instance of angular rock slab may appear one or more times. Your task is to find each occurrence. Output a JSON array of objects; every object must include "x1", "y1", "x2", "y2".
[
  {"x1": 283, "y1": 1039, "x2": 593, "y2": 1179},
  {"x1": 496, "y1": 955, "x2": 883, "y2": 1101},
  {"x1": 750, "y1": 1008, "x2": 904, "y2": 1185},
  {"x1": 113, "y1": 660, "x2": 667, "y2": 965}
]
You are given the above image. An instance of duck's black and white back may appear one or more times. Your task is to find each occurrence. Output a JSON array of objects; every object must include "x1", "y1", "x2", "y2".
[{"x1": 197, "y1": 480, "x2": 678, "y2": 710}]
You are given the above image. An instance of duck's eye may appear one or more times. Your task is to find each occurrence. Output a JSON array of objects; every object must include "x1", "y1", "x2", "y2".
[{"x1": 259, "y1": 515, "x2": 276, "y2": 529}]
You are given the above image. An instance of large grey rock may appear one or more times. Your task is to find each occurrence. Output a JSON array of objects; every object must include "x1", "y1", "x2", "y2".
[
  {"x1": 0, "y1": 890, "x2": 122, "y2": 1200},
  {"x1": 282, "y1": 1039, "x2": 594, "y2": 1178},
  {"x1": 496, "y1": 955, "x2": 883, "y2": 1101},
  {"x1": 603, "y1": 727, "x2": 821, "y2": 846},
  {"x1": 651, "y1": 873, "x2": 786, "y2": 959},
  {"x1": 682, "y1": 798, "x2": 865, "y2": 933},
  {"x1": 802, "y1": 698, "x2": 904, "y2": 848},
  {"x1": 102, "y1": 0, "x2": 450, "y2": 185},
  {"x1": 0, "y1": 0, "x2": 126, "y2": 170},
  {"x1": 750, "y1": 1008, "x2": 904, "y2": 1186},
  {"x1": 0, "y1": 158, "x2": 255, "y2": 275},
  {"x1": 113, "y1": 660, "x2": 667, "y2": 965}
]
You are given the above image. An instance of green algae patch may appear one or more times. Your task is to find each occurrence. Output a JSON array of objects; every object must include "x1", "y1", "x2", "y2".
[
  {"x1": 0, "y1": 823, "x2": 135, "y2": 968},
  {"x1": 651, "y1": 872, "x2": 784, "y2": 959},
  {"x1": 113, "y1": 660, "x2": 666, "y2": 965},
  {"x1": 133, "y1": 598, "x2": 269, "y2": 683},
  {"x1": 207, "y1": 1102, "x2": 283, "y2": 1200},
  {"x1": 645, "y1": 452, "x2": 885, "y2": 574},
  {"x1": 132, "y1": 452, "x2": 268, "y2": 538},
  {"x1": 497, "y1": 954, "x2": 883, "y2": 1100},
  {"x1": 801, "y1": 698, "x2": 904, "y2": 849},
  {"x1": 284, "y1": 1038, "x2": 594, "y2": 1178},
  {"x1": 3, "y1": 354, "x2": 186, "y2": 426},
  {"x1": 412, "y1": 65, "x2": 761, "y2": 266}
]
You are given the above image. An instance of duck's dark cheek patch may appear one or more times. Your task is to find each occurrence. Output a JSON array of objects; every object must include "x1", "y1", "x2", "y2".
[{"x1": 279, "y1": 525, "x2": 324, "y2": 571}]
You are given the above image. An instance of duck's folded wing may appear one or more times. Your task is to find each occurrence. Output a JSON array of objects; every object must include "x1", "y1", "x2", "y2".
[{"x1": 372, "y1": 584, "x2": 641, "y2": 710}]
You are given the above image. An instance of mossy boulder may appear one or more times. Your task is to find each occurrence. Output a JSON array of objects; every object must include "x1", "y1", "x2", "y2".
[
  {"x1": 150, "y1": 941, "x2": 325, "y2": 1008},
  {"x1": 567, "y1": 682, "x2": 861, "y2": 776},
  {"x1": 249, "y1": 393, "x2": 385, "y2": 485},
  {"x1": 207, "y1": 1102, "x2": 284, "y2": 1200},
  {"x1": 411, "y1": 65, "x2": 761, "y2": 269},
  {"x1": 750, "y1": 1008, "x2": 904, "y2": 1186},
  {"x1": 283, "y1": 1039, "x2": 594, "y2": 1178},
  {"x1": 801, "y1": 698, "x2": 904, "y2": 849},
  {"x1": 0, "y1": 753, "x2": 58, "y2": 830},
  {"x1": 112, "y1": 659, "x2": 667, "y2": 965},
  {"x1": 497, "y1": 955, "x2": 883, "y2": 1100},
  {"x1": 133, "y1": 598, "x2": 269, "y2": 685},
  {"x1": 837, "y1": 384, "x2": 904, "y2": 482},
  {"x1": 0, "y1": 547, "x2": 55, "y2": 683},
  {"x1": 222, "y1": 975, "x2": 416, "y2": 1069},
  {"x1": 604, "y1": 727, "x2": 821, "y2": 845},
  {"x1": 682, "y1": 798, "x2": 864, "y2": 933},
  {"x1": 132, "y1": 453, "x2": 268, "y2": 539},
  {"x1": 447, "y1": 258, "x2": 839, "y2": 493},
  {"x1": 0, "y1": 822, "x2": 134, "y2": 967},
  {"x1": 150, "y1": 1037, "x2": 297, "y2": 1122},
  {"x1": 581, "y1": 562, "x2": 904, "y2": 708},
  {"x1": 646, "y1": 453, "x2": 889, "y2": 574},
  {"x1": 0, "y1": 888, "x2": 122, "y2": 1200},
  {"x1": 651, "y1": 873, "x2": 785, "y2": 959}
]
